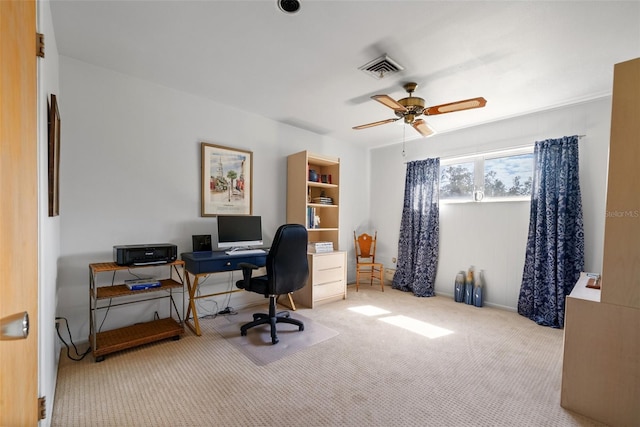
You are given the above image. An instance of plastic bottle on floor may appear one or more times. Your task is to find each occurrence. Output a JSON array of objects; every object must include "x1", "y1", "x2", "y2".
[
  {"x1": 454, "y1": 271, "x2": 465, "y2": 302},
  {"x1": 464, "y1": 266, "x2": 474, "y2": 305},
  {"x1": 474, "y1": 270, "x2": 484, "y2": 307}
]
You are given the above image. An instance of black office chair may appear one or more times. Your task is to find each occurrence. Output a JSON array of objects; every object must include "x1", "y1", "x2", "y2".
[{"x1": 236, "y1": 224, "x2": 309, "y2": 344}]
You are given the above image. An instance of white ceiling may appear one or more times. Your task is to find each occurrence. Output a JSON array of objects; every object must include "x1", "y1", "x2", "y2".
[{"x1": 50, "y1": 1, "x2": 640, "y2": 148}]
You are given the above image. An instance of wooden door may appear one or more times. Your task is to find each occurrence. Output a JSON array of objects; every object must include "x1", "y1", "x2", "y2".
[{"x1": 0, "y1": 1, "x2": 39, "y2": 425}]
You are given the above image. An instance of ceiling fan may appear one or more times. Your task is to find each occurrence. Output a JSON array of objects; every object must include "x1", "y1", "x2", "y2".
[{"x1": 352, "y1": 82, "x2": 487, "y2": 137}]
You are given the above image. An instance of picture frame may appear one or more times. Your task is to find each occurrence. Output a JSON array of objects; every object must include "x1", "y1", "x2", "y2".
[
  {"x1": 48, "y1": 94, "x2": 61, "y2": 217},
  {"x1": 201, "y1": 143, "x2": 253, "y2": 216}
]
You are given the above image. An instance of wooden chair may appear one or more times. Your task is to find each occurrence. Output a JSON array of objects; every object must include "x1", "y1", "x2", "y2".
[{"x1": 353, "y1": 231, "x2": 384, "y2": 291}]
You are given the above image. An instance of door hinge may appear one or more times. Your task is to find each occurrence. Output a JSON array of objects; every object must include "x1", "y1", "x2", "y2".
[
  {"x1": 38, "y1": 396, "x2": 46, "y2": 421},
  {"x1": 36, "y1": 32, "x2": 45, "y2": 58}
]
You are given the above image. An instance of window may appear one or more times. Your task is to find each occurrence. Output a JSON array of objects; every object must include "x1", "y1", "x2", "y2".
[
  {"x1": 483, "y1": 153, "x2": 533, "y2": 198},
  {"x1": 440, "y1": 148, "x2": 533, "y2": 202},
  {"x1": 439, "y1": 161, "x2": 474, "y2": 201}
]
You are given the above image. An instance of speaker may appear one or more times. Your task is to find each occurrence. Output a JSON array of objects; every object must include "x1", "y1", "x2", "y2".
[{"x1": 192, "y1": 235, "x2": 212, "y2": 252}]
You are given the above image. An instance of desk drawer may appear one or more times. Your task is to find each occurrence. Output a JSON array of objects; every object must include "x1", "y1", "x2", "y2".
[
  {"x1": 311, "y1": 252, "x2": 345, "y2": 285},
  {"x1": 183, "y1": 254, "x2": 265, "y2": 275},
  {"x1": 311, "y1": 252, "x2": 344, "y2": 272},
  {"x1": 194, "y1": 259, "x2": 239, "y2": 273},
  {"x1": 314, "y1": 279, "x2": 345, "y2": 300},
  {"x1": 294, "y1": 251, "x2": 346, "y2": 308},
  {"x1": 313, "y1": 264, "x2": 344, "y2": 285}
]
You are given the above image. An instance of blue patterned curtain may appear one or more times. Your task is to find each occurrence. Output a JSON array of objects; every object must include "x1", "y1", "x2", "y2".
[
  {"x1": 393, "y1": 158, "x2": 440, "y2": 297},
  {"x1": 518, "y1": 135, "x2": 584, "y2": 328}
]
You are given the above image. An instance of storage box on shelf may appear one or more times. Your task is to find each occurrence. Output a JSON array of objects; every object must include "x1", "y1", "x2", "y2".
[
  {"x1": 89, "y1": 260, "x2": 185, "y2": 362},
  {"x1": 287, "y1": 150, "x2": 346, "y2": 307}
]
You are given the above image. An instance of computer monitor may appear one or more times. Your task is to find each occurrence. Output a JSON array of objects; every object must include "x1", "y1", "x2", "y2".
[{"x1": 216, "y1": 215, "x2": 263, "y2": 250}]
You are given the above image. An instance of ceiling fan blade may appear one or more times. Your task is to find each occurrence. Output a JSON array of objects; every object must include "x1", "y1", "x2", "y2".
[
  {"x1": 371, "y1": 95, "x2": 408, "y2": 112},
  {"x1": 424, "y1": 97, "x2": 487, "y2": 116},
  {"x1": 352, "y1": 118, "x2": 400, "y2": 130},
  {"x1": 412, "y1": 119, "x2": 436, "y2": 137}
]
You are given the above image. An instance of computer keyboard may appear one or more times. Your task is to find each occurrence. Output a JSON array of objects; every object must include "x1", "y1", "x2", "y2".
[{"x1": 225, "y1": 249, "x2": 266, "y2": 256}]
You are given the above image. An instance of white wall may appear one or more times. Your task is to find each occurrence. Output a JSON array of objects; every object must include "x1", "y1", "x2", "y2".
[
  {"x1": 56, "y1": 57, "x2": 368, "y2": 343},
  {"x1": 370, "y1": 98, "x2": 611, "y2": 310},
  {"x1": 38, "y1": 1, "x2": 60, "y2": 424}
]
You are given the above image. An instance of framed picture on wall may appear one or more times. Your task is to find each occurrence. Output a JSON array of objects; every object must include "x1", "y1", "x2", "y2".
[
  {"x1": 201, "y1": 143, "x2": 253, "y2": 216},
  {"x1": 48, "y1": 94, "x2": 61, "y2": 217}
]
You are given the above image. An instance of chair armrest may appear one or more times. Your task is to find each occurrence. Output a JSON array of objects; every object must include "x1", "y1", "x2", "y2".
[
  {"x1": 238, "y1": 262, "x2": 258, "y2": 269},
  {"x1": 238, "y1": 262, "x2": 259, "y2": 274},
  {"x1": 237, "y1": 262, "x2": 259, "y2": 290}
]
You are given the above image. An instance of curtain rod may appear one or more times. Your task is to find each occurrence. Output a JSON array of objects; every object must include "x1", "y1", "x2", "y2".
[
  {"x1": 491, "y1": 134, "x2": 586, "y2": 152},
  {"x1": 403, "y1": 134, "x2": 587, "y2": 164}
]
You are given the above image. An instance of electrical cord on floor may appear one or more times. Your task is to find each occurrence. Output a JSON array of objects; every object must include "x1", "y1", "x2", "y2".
[
  {"x1": 55, "y1": 317, "x2": 92, "y2": 361},
  {"x1": 196, "y1": 285, "x2": 219, "y2": 319},
  {"x1": 216, "y1": 272, "x2": 237, "y2": 316},
  {"x1": 190, "y1": 272, "x2": 239, "y2": 319},
  {"x1": 217, "y1": 306, "x2": 237, "y2": 316}
]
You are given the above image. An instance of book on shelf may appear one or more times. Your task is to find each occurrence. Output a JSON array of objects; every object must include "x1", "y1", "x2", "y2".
[
  {"x1": 308, "y1": 241, "x2": 334, "y2": 253},
  {"x1": 307, "y1": 206, "x2": 321, "y2": 229},
  {"x1": 311, "y1": 196, "x2": 333, "y2": 205},
  {"x1": 124, "y1": 278, "x2": 161, "y2": 290}
]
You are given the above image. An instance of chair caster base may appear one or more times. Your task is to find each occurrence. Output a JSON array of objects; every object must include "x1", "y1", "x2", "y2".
[{"x1": 239, "y1": 311, "x2": 304, "y2": 344}]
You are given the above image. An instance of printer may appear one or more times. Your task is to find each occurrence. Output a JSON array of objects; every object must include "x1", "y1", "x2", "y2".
[{"x1": 113, "y1": 243, "x2": 177, "y2": 266}]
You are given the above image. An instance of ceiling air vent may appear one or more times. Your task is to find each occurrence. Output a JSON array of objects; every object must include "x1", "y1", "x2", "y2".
[{"x1": 358, "y1": 54, "x2": 404, "y2": 79}]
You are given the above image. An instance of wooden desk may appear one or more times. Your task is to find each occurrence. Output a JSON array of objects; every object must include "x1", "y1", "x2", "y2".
[{"x1": 181, "y1": 251, "x2": 268, "y2": 336}]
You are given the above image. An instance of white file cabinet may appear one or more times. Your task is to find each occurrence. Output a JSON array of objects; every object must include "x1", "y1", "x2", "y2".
[{"x1": 292, "y1": 251, "x2": 346, "y2": 308}]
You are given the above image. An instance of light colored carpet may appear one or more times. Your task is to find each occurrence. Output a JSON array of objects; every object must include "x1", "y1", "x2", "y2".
[
  {"x1": 51, "y1": 285, "x2": 605, "y2": 427},
  {"x1": 211, "y1": 309, "x2": 338, "y2": 365}
]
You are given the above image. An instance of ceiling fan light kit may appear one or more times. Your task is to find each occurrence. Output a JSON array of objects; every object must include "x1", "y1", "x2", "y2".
[
  {"x1": 353, "y1": 82, "x2": 487, "y2": 138},
  {"x1": 412, "y1": 119, "x2": 435, "y2": 137}
]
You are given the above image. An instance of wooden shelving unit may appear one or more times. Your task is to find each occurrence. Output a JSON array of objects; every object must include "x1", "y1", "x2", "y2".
[
  {"x1": 287, "y1": 151, "x2": 346, "y2": 307},
  {"x1": 89, "y1": 260, "x2": 185, "y2": 362},
  {"x1": 287, "y1": 150, "x2": 340, "y2": 249}
]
